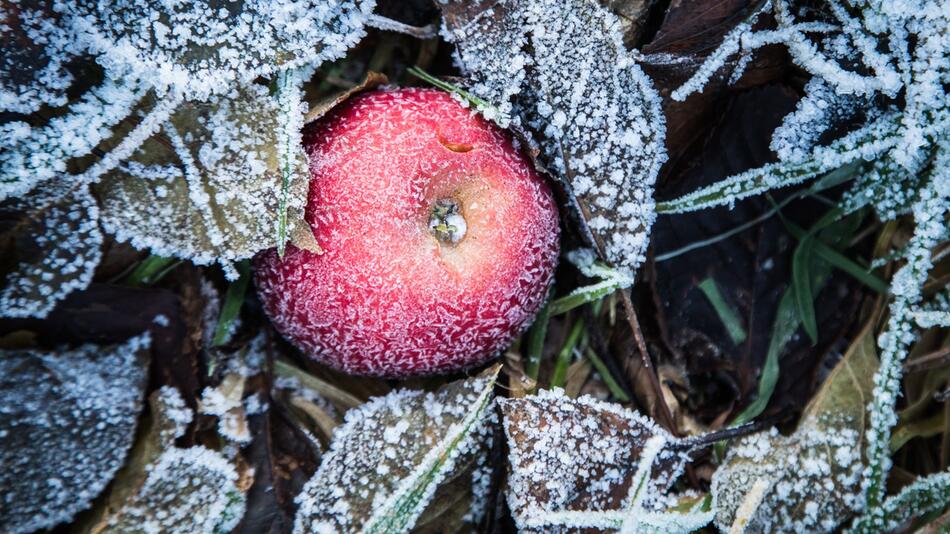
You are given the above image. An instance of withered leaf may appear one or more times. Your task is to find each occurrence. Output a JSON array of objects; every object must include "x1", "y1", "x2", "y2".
[
  {"x1": 1, "y1": 182, "x2": 103, "y2": 318},
  {"x1": 441, "y1": 0, "x2": 667, "y2": 274},
  {"x1": 501, "y1": 388, "x2": 708, "y2": 533},
  {"x1": 711, "y1": 322, "x2": 879, "y2": 533},
  {"x1": 293, "y1": 365, "x2": 501, "y2": 534},
  {"x1": 0, "y1": 333, "x2": 150, "y2": 534},
  {"x1": 80, "y1": 387, "x2": 247, "y2": 534},
  {"x1": 95, "y1": 83, "x2": 309, "y2": 272}
]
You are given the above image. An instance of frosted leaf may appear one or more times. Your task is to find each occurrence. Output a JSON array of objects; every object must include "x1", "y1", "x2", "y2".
[
  {"x1": 712, "y1": 322, "x2": 878, "y2": 533},
  {"x1": 0, "y1": 77, "x2": 143, "y2": 201},
  {"x1": 0, "y1": 182, "x2": 103, "y2": 318},
  {"x1": 501, "y1": 388, "x2": 703, "y2": 533},
  {"x1": 199, "y1": 374, "x2": 251, "y2": 444},
  {"x1": 78, "y1": 387, "x2": 247, "y2": 534},
  {"x1": 60, "y1": 0, "x2": 375, "y2": 100},
  {"x1": 293, "y1": 365, "x2": 500, "y2": 534},
  {"x1": 442, "y1": 0, "x2": 667, "y2": 275},
  {"x1": 101, "y1": 446, "x2": 246, "y2": 534},
  {"x1": 0, "y1": 333, "x2": 151, "y2": 534},
  {"x1": 0, "y1": 0, "x2": 79, "y2": 114},
  {"x1": 96, "y1": 82, "x2": 309, "y2": 269}
]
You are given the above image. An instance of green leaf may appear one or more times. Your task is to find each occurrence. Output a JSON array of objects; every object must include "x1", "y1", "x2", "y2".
[
  {"x1": 293, "y1": 366, "x2": 501, "y2": 534},
  {"x1": 697, "y1": 277, "x2": 747, "y2": 346},
  {"x1": 792, "y1": 236, "x2": 819, "y2": 344},
  {"x1": 211, "y1": 260, "x2": 251, "y2": 347}
]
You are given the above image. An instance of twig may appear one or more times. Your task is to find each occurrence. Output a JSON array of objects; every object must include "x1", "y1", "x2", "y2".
[{"x1": 619, "y1": 288, "x2": 677, "y2": 433}]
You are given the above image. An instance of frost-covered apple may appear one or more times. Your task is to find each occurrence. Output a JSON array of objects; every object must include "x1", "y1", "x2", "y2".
[{"x1": 254, "y1": 88, "x2": 559, "y2": 377}]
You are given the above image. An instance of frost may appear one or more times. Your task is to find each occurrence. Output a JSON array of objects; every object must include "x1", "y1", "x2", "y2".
[
  {"x1": 712, "y1": 322, "x2": 879, "y2": 533},
  {"x1": 501, "y1": 388, "x2": 710, "y2": 533},
  {"x1": 60, "y1": 0, "x2": 375, "y2": 100},
  {"x1": 846, "y1": 468, "x2": 950, "y2": 533},
  {"x1": 0, "y1": 182, "x2": 103, "y2": 318},
  {"x1": 102, "y1": 446, "x2": 246, "y2": 534},
  {"x1": 442, "y1": 0, "x2": 667, "y2": 274},
  {"x1": 87, "y1": 387, "x2": 247, "y2": 534},
  {"x1": 200, "y1": 374, "x2": 251, "y2": 444},
  {"x1": 95, "y1": 82, "x2": 310, "y2": 268},
  {"x1": 0, "y1": 0, "x2": 79, "y2": 114},
  {"x1": 0, "y1": 333, "x2": 151, "y2": 534},
  {"x1": 293, "y1": 366, "x2": 500, "y2": 534}
]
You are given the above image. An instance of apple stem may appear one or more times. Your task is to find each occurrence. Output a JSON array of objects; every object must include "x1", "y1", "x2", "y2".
[{"x1": 428, "y1": 198, "x2": 467, "y2": 245}]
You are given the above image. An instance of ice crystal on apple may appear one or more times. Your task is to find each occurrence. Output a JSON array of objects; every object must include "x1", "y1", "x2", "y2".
[
  {"x1": 293, "y1": 367, "x2": 499, "y2": 533},
  {"x1": 441, "y1": 0, "x2": 667, "y2": 275},
  {"x1": 0, "y1": 334, "x2": 150, "y2": 534}
]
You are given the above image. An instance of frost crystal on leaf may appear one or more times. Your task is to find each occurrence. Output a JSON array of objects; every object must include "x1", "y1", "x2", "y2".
[
  {"x1": 713, "y1": 323, "x2": 879, "y2": 533},
  {"x1": 0, "y1": 334, "x2": 151, "y2": 534},
  {"x1": 501, "y1": 389, "x2": 707, "y2": 533},
  {"x1": 103, "y1": 446, "x2": 246, "y2": 534},
  {"x1": 95, "y1": 82, "x2": 309, "y2": 269},
  {"x1": 0, "y1": 182, "x2": 103, "y2": 318},
  {"x1": 293, "y1": 366, "x2": 500, "y2": 534},
  {"x1": 442, "y1": 0, "x2": 667, "y2": 275},
  {"x1": 0, "y1": 0, "x2": 79, "y2": 114},
  {"x1": 58, "y1": 0, "x2": 375, "y2": 100}
]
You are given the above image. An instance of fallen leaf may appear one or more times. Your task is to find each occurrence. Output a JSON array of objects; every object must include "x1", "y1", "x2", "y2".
[
  {"x1": 711, "y1": 321, "x2": 879, "y2": 532},
  {"x1": 0, "y1": 333, "x2": 151, "y2": 534},
  {"x1": 95, "y1": 83, "x2": 310, "y2": 270},
  {"x1": 0, "y1": 182, "x2": 103, "y2": 318},
  {"x1": 293, "y1": 365, "x2": 501, "y2": 534},
  {"x1": 442, "y1": 0, "x2": 667, "y2": 275}
]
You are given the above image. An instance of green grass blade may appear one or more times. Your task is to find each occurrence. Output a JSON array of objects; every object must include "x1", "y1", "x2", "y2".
[
  {"x1": 525, "y1": 300, "x2": 551, "y2": 381},
  {"x1": 792, "y1": 236, "x2": 819, "y2": 344},
  {"x1": 212, "y1": 260, "x2": 251, "y2": 347},
  {"x1": 550, "y1": 319, "x2": 585, "y2": 389},
  {"x1": 585, "y1": 348, "x2": 630, "y2": 402},
  {"x1": 697, "y1": 277, "x2": 747, "y2": 346}
]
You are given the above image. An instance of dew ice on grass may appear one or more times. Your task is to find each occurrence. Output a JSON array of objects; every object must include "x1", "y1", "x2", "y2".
[
  {"x1": 293, "y1": 369, "x2": 498, "y2": 533},
  {"x1": 443, "y1": 0, "x2": 667, "y2": 275},
  {"x1": 0, "y1": 333, "x2": 150, "y2": 534}
]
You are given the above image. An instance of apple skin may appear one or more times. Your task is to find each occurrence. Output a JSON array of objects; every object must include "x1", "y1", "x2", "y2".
[{"x1": 254, "y1": 88, "x2": 559, "y2": 377}]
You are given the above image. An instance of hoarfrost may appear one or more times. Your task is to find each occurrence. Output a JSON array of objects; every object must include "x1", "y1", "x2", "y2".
[
  {"x1": 0, "y1": 333, "x2": 151, "y2": 534},
  {"x1": 103, "y1": 446, "x2": 246, "y2": 534},
  {"x1": 0, "y1": 0, "x2": 79, "y2": 114},
  {"x1": 713, "y1": 323, "x2": 878, "y2": 533},
  {"x1": 0, "y1": 182, "x2": 103, "y2": 318},
  {"x1": 199, "y1": 374, "x2": 251, "y2": 444},
  {"x1": 501, "y1": 389, "x2": 708, "y2": 533},
  {"x1": 442, "y1": 0, "x2": 667, "y2": 275},
  {"x1": 60, "y1": 0, "x2": 375, "y2": 100},
  {"x1": 293, "y1": 366, "x2": 499, "y2": 534},
  {"x1": 95, "y1": 82, "x2": 310, "y2": 268}
]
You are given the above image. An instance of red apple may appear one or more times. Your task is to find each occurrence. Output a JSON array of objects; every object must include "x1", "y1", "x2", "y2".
[{"x1": 254, "y1": 88, "x2": 559, "y2": 377}]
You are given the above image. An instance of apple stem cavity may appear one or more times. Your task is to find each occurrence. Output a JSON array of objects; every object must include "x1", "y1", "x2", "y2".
[{"x1": 428, "y1": 198, "x2": 467, "y2": 245}]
